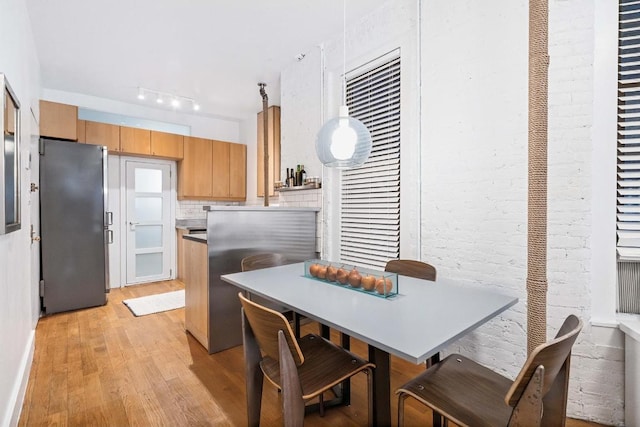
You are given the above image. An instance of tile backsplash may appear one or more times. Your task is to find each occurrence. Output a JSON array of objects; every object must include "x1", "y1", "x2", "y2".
[{"x1": 176, "y1": 200, "x2": 241, "y2": 219}]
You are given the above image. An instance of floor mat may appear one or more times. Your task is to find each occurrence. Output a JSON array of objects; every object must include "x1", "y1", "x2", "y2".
[{"x1": 123, "y1": 289, "x2": 185, "y2": 316}]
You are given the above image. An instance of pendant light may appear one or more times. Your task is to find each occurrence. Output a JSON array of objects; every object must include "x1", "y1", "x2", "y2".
[{"x1": 315, "y1": 0, "x2": 372, "y2": 169}]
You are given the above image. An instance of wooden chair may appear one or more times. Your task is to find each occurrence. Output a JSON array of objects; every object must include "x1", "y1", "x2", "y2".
[
  {"x1": 241, "y1": 253, "x2": 307, "y2": 337},
  {"x1": 239, "y1": 292, "x2": 375, "y2": 427},
  {"x1": 396, "y1": 314, "x2": 583, "y2": 427},
  {"x1": 241, "y1": 253, "x2": 288, "y2": 272},
  {"x1": 385, "y1": 259, "x2": 437, "y2": 282}
]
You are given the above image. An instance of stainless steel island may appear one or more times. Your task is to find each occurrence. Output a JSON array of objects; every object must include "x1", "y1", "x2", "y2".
[{"x1": 184, "y1": 206, "x2": 318, "y2": 353}]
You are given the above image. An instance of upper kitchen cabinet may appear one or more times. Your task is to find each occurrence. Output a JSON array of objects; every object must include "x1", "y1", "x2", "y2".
[
  {"x1": 84, "y1": 121, "x2": 120, "y2": 152},
  {"x1": 77, "y1": 119, "x2": 86, "y2": 142},
  {"x1": 179, "y1": 136, "x2": 213, "y2": 199},
  {"x1": 257, "y1": 105, "x2": 280, "y2": 197},
  {"x1": 151, "y1": 131, "x2": 183, "y2": 159},
  {"x1": 39, "y1": 100, "x2": 78, "y2": 140},
  {"x1": 212, "y1": 140, "x2": 246, "y2": 201},
  {"x1": 229, "y1": 142, "x2": 247, "y2": 200},
  {"x1": 120, "y1": 126, "x2": 151, "y2": 155},
  {"x1": 178, "y1": 137, "x2": 246, "y2": 201}
]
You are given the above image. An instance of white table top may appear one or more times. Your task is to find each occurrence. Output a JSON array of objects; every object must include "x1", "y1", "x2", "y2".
[{"x1": 221, "y1": 263, "x2": 518, "y2": 364}]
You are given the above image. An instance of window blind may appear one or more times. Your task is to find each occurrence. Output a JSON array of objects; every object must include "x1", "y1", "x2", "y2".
[
  {"x1": 618, "y1": 1, "x2": 640, "y2": 260},
  {"x1": 339, "y1": 53, "x2": 401, "y2": 270},
  {"x1": 618, "y1": 1, "x2": 640, "y2": 314}
]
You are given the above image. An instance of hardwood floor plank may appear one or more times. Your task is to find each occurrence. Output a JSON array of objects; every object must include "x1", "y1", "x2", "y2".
[{"x1": 19, "y1": 281, "x2": 609, "y2": 427}]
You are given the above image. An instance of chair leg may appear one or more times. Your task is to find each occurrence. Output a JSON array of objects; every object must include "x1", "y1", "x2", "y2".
[
  {"x1": 397, "y1": 391, "x2": 408, "y2": 427},
  {"x1": 242, "y1": 309, "x2": 263, "y2": 427}
]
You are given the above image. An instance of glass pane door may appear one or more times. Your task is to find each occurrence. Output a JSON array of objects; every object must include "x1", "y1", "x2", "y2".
[{"x1": 125, "y1": 161, "x2": 171, "y2": 284}]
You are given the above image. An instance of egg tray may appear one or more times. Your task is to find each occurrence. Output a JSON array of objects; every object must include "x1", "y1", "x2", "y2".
[{"x1": 303, "y1": 259, "x2": 398, "y2": 298}]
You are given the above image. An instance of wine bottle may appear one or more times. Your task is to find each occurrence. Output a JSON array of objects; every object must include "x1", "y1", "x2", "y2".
[
  {"x1": 295, "y1": 164, "x2": 302, "y2": 187},
  {"x1": 300, "y1": 164, "x2": 306, "y2": 185},
  {"x1": 289, "y1": 167, "x2": 295, "y2": 187},
  {"x1": 285, "y1": 168, "x2": 290, "y2": 187}
]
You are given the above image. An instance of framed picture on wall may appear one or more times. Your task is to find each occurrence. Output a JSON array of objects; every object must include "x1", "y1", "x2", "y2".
[{"x1": 1, "y1": 73, "x2": 21, "y2": 235}]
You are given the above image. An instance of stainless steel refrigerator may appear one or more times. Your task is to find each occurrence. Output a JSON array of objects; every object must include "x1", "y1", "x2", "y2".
[{"x1": 40, "y1": 139, "x2": 111, "y2": 314}]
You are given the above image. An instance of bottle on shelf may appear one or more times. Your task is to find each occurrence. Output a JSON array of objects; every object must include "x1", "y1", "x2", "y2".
[
  {"x1": 289, "y1": 167, "x2": 295, "y2": 187},
  {"x1": 300, "y1": 164, "x2": 306, "y2": 185},
  {"x1": 285, "y1": 168, "x2": 290, "y2": 187},
  {"x1": 295, "y1": 164, "x2": 302, "y2": 187}
]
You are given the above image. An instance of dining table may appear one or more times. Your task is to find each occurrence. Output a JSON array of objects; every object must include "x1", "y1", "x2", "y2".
[{"x1": 221, "y1": 262, "x2": 518, "y2": 426}]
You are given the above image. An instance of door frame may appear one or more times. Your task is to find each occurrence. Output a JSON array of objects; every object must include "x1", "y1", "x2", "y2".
[{"x1": 116, "y1": 155, "x2": 177, "y2": 288}]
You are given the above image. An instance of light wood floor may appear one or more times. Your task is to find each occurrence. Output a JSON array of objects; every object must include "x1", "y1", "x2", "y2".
[{"x1": 20, "y1": 280, "x2": 608, "y2": 426}]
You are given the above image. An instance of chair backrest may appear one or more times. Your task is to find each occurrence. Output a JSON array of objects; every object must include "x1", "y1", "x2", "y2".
[
  {"x1": 242, "y1": 253, "x2": 288, "y2": 272},
  {"x1": 238, "y1": 292, "x2": 304, "y2": 366},
  {"x1": 504, "y1": 314, "x2": 583, "y2": 408},
  {"x1": 385, "y1": 259, "x2": 437, "y2": 281}
]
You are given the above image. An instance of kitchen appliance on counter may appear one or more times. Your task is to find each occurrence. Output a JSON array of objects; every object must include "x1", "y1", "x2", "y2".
[{"x1": 39, "y1": 139, "x2": 111, "y2": 314}]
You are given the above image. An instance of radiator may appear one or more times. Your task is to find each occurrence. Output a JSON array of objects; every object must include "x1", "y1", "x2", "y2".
[{"x1": 618, "y1": 260, "x2": 640, "y2": 314}]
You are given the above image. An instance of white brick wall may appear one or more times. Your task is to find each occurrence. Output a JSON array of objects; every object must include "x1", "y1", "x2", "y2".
[{"x1": 280, "y1": 0, "x2": 625, "y2": 424}]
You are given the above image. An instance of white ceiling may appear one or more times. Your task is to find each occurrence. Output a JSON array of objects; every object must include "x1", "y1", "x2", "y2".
[{"x1": 26, "y1": 0, "x2": 387, "y2": 120}]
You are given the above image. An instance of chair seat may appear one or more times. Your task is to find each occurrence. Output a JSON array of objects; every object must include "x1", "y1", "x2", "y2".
[
  {"x1": 397, "y1": 354, "x2": 514, "y2": 427},
  {"x1": 261, "y1": 334, "x2": 374, "y2": 401}
]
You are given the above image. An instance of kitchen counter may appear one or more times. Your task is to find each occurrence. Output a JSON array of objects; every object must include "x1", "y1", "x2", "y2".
[
  {"x1": 176, "y1": 218, "x2": 206, "y2": 231},
  {"x1": 183, "y1": 233, "x2": 206, "y2": 243}
]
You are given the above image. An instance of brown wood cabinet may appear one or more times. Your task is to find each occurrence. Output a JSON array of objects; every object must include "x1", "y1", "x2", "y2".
[
  {"x1": 179, "y1": 136, "x2": 213, "y2": 199},
  {"x1": 211, "y1": 140, "x2": 230, "y2": 198},
  {"x1": 84, "y1": 121, "x2": 120, "y2": 152},
  {"x1": 76, "y1": 119, "x2": 86, "y2": 142},
  {"x1": 177, "y1": 229, "x2": 187, "y2": 282},
  {"x1": 120, "y1": 126, "x2": 151, "y2": 155},
  {"x1": 229, "y1": 142, "x2": 247, "y2": 200},
  {"x1": 40, "y1": 100, "x2": 78, "y2": 140},
  {"x1": 183, "y1": 238, "x2": 209, "y2": 351},
  {"x1": 178, "y1": 137, "x2": 246, "y2": 201},
  {"x1": 257, "y1": 105, "x2": 280, "y2": 197},
  {"x1": 151, "y1": 131, "x2": 184, "y2": 159}
]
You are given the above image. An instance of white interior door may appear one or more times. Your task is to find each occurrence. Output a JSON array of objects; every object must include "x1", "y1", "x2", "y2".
[{"x1": 125, "y1": 160, "x2": 172, "y2": 285}]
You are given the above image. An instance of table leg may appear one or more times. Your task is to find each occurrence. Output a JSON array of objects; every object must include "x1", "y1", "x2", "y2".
[
  {"x1": 368, "y1": 345, "x2": 391, "y2": 427},
  {"x1": 428, "y1": 353, "x2": 443, "y2": 427},
  {"x1": 341, "y1": 333, "x2": 351, "y2": 406},
  {"x1": 320, "y1": 324, "x2": 331, "y2": 339}
]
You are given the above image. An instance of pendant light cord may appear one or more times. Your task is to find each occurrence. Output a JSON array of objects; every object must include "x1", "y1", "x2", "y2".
[{"x1": 342, "y1": 0, "x2": 347, "y2": 106}]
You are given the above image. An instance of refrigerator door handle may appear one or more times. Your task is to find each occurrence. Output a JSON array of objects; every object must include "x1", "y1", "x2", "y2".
[
  {"x1": 107, "y1": 229, "x2": 114, "y2": 244},
  {"x1": 106, "y1": 211, "x2": 113, "y2": 226}
]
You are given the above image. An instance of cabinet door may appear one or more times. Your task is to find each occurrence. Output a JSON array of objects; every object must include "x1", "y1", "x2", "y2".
[
  {"x1": 257, "y1": 105, "x2": 280, "y2": 197},
  {"x1": 85, "y1": 121, "x2": 120, "y2": 152},
  {"x1": 40, "y1": 100, "x2": 78, "y2": 140},
  {"x1": 211, "y1": 140, "x2": 231, "y2": 199},
  {"x1": 184, "y1": 239, "x2": 209, "y2": 350},
  {"x1": 179, "y1": 136, "x2": 213, "y2": 199},
  {"x1": 229, "y1": 142, "x2": 246, "y2": 200},
  {"x1": 151, "y1": 131, "x2": 184, "y2": 159},
  {"x1": 77, "y1": 119, "x2": 86, "y2": 143},
  {"x1": 120, "y1": 126, "x2": 150, "y2": 155}
]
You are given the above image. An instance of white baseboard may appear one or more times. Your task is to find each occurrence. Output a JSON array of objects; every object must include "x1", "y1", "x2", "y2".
[{"x1": 2, "y1": 330, "x2": 35, "y2": 427}]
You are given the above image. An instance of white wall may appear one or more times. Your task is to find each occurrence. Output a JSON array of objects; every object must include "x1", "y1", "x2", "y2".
[
  {"x1": 420, "y1": 0, "x2": 623, "y2": 424},
  {"x1": 280, "y1": 0, "x2": 625, "y2": 424},
  {"x1": 0, "y1": 0, "x2": 42, "y2": 425}
]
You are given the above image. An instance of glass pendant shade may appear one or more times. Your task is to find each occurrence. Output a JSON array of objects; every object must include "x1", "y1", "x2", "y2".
[{"x1": 316, "y1": 105, "x2": 372, "y2": 169}]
